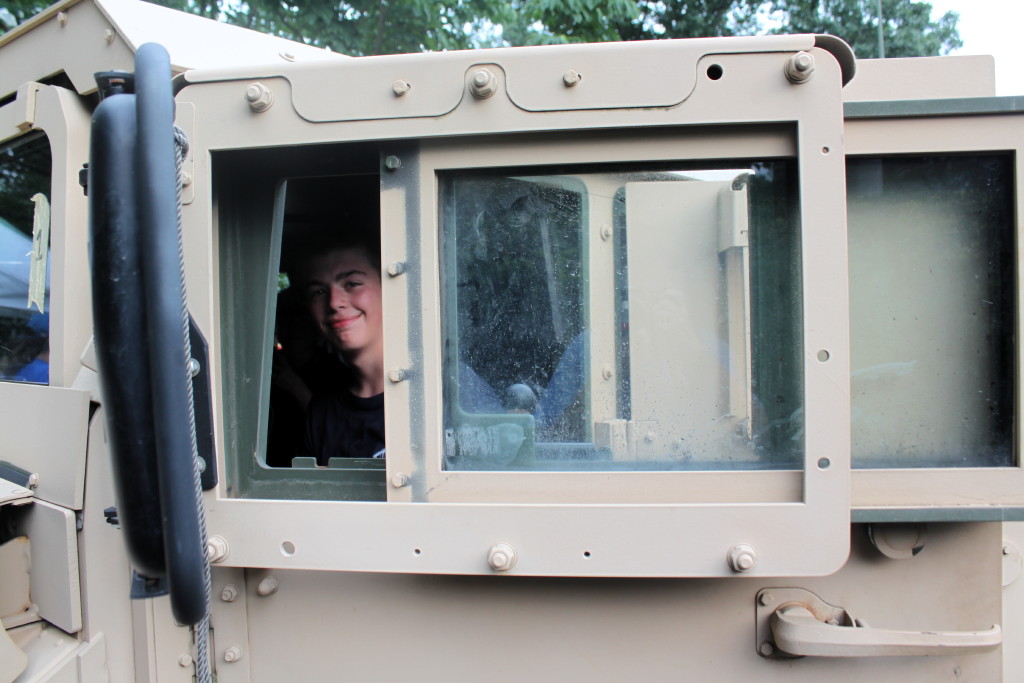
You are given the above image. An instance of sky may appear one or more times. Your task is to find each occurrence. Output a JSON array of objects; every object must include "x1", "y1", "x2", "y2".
[{"x1": 929, "y1": 0, "x2": 1024, "y2": 96}]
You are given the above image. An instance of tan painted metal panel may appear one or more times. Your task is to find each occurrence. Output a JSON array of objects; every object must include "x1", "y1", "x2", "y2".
[{"x1": 0, "y1": 383, "x2": 89, "y2": 511}]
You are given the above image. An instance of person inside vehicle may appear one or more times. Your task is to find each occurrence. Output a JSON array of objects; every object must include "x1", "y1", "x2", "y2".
[{"x1": 293, "y1": 231, "x2": 385, "y2": 464}]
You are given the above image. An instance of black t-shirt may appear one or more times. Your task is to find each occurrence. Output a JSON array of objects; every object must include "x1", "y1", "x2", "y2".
[{"x1": 305, "y1": 390, "x2": 385, "y2": 465}]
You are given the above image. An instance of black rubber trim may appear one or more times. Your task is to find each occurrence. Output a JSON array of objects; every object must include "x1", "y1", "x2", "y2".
[
  {"x1": 89, "y1": 92, "x2": 168, "y2": 580},
  {"x1": 135, "y1": 42, "x2": 207, "y2": 627}
]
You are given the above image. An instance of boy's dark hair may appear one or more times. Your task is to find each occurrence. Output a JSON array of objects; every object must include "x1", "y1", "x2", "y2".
[{"x1": 279, "y1": 174, "x2": 381, "y2": 285}]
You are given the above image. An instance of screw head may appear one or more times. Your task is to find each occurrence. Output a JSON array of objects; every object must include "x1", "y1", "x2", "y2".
[
  {"x1": 469, "y1": 68, "x2": 498, "y2": 99},
  {"x1": 387, "y1": 261, "x2": 406, "y2": 277},
  {"x1": 727, "y1": 544, "x2": 757, "y2": 572},
  {"x1": 221, "y1": 584, "x2": 239, "y2": 602},
  {"x1": 207, "y1": 535, "x2": 229, "y2": 563},
  {"x1": 384, "y1": 155, "x2": 402, "y2": 171},
  {"x1": 389, "y1": 368, "x2": 407, "y2": 383},
  {"x1": 785, "y1": 51, "x2": 816, "y2": 83},
  {"x1": 244, "y1": 83, "x2": 274, "y2": 112},
  {"x1": 391, "y1": 472, "x2": 409, "y2": 488},
  {"x1": 488, "y1": 542, "x2": 517, "y2": 571},
  {"x1": 392, "y1": 79, "x2": 411, "y2": 96}
]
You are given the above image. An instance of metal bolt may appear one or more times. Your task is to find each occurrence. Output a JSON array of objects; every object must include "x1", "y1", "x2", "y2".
[
  {"x1": 244, "y1": 83, "x2": 274, "y2": 112},
  {"x1": 600, "y1": 224, "x2": 612, "y2": 241},
  {"x1": 727, "y1": 544, "x2": 757, "y2": 573},
  {"x1": 392, "y1": 79, "x2": 412, "y2": 96},
  {"x1": 188, "y1": 358, "x2": 201, "y2": 377},
  {"x1": 279, "y1": 52, "x2": 296, "y2": 62},
  {"x1": 256, "y1": 576, "x2": 279, "y2": 596},
  {"x1": 758, "y1": 641, "x2": 775, "y2": 657},
  {"x1": 207, "y1": 535, "x2": 229, "y2": 563},
  {"x1": 391, "y1": 472, "x2": 409, "y2": 488},
  {"x1": 221, "y1": 584, "x2": 239, "y2": 602},
  {"x1": 602, "y1": 365, "x2": 613, "y2": 380},
  {"x1": 177, "y1": 654, "x2": 193, "y2": 667},
  {"x1": 224, "y1": 646, "x2": 243, "y2": 663},
  {"x1": 387, "y1": 261, "x2": 406, "y2": 277},
  {"x1": 389, "y1": 368, "x2": 407, "y2": 383},
  {"x1": 785, "y1": 51, "x2": 815, "y2": 83},
  {"x1": 384, "y1": 155, "x2": 402, "y2": 171},
  {"x1": 57, "y1": 11, "x2": 68, "y2": 26},
  {"x1": 104, "y1": 29, "x2": 116, "y2": 45},
  {"x1": 759, "y1": 591, "x2": 774, "y2": 606},
  {"x1": 487, "y1": 542, "x2": 517, "y2": 571},
  {"x1": 562, "y1": 69, "x2": 582, "y2": 87},
  {"x1": 469, "y1": 68, "x2": 498, "y2": 99},
  {"x1": 181, "y1": 171, "x2": 193, "y2": 187}
]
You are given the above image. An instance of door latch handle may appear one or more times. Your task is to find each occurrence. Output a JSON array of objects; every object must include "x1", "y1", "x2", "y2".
[
  {"x1": 756, "y1": 588, "x2": 1001, "y2": 658},
  {"x1": 771, "y1": 604, "x2": 1001, "y2": 657}
]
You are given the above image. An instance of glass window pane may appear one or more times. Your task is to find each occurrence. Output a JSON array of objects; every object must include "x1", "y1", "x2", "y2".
[
  {"x1": 0, "y1": 132, "x2": 51, "y2": 385},
  {"x1": 441, "y1": 160, "x2": 801, "y2": 471},
  {"x1": 848, "y1": 154, "x2": 1015, "y2": 468}
]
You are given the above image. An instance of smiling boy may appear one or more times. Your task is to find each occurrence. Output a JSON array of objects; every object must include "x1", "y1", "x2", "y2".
[{"x1": 297, "y1": 237, "x2": 386, "y2": 463}]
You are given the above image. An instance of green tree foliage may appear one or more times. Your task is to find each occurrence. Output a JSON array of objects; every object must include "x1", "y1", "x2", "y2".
[
  {"x1": 770, "y1": 0, "x2": 961, "y2": 57},
  {"x1": 0, "y1": 0, "x2": 960, "y2": 58}
]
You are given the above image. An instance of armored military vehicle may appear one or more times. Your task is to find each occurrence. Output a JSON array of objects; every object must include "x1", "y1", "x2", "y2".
[{"x1": 2, "y1": 0, "x2": 1023, "y2": 681}]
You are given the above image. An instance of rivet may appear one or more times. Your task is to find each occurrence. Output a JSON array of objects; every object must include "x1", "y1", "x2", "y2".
[
  {"x1": 384, "y1": 155, "x2": 402, "y2": 171},
  {"x1": 562, "y1": 69, "x2": 582, "y2": 87},
  {"x1": 181, "y1": 171, "x2": 193, "y2": 187},
  {"x1": 177, "y1": 654, "x2": 193, "y2": 667},
  {"x1": 256, "y1": 576, "x2": 279, "y2": 596},
  {"x1": 602, "y1": 365, "x2": 613, "y2": 380},
  {"x1": 758, "y1": 642, "x2": 775, "y2": 657},
  {"x1": 600, "y1": 224, "x2": 612, "y2": 241},
  {"x1": 391, "y1": 472, "x2": 409, "y2": 488},
  {"x1": 188, "y1": 358, "x2": 201, "y2": 377},
  {"x1": 392, "y1": 79, "x2": 411, "y2": 96}
]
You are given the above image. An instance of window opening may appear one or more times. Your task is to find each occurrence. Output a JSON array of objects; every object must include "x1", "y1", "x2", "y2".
[
  {"x1": 848, "y1": 154, "x2": 1015, "y2": 468},
  {"x1": 0, "y1": 132, "x2": 51, "y2": 385},
  {"x1": 268, "y1": 175, "x2": 385, "y2": 470}
]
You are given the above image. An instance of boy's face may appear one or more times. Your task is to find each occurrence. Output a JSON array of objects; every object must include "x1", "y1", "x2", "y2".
[{"x1": 301, "y1": 247, "x2": 382, "y2": 358}]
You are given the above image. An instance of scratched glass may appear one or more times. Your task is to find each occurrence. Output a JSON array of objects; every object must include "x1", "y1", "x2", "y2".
[
  {"x1": 848, "y1": 155, "x2": 1015, "y2": 468},
  {"x1": 440, "y1": 161, "x2": 802, "y2": 471}
]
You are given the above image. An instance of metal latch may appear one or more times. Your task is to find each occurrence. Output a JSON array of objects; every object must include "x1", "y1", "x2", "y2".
[{"x1": 756, "y1": 588, "x2": 1001, "y2": 658}]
